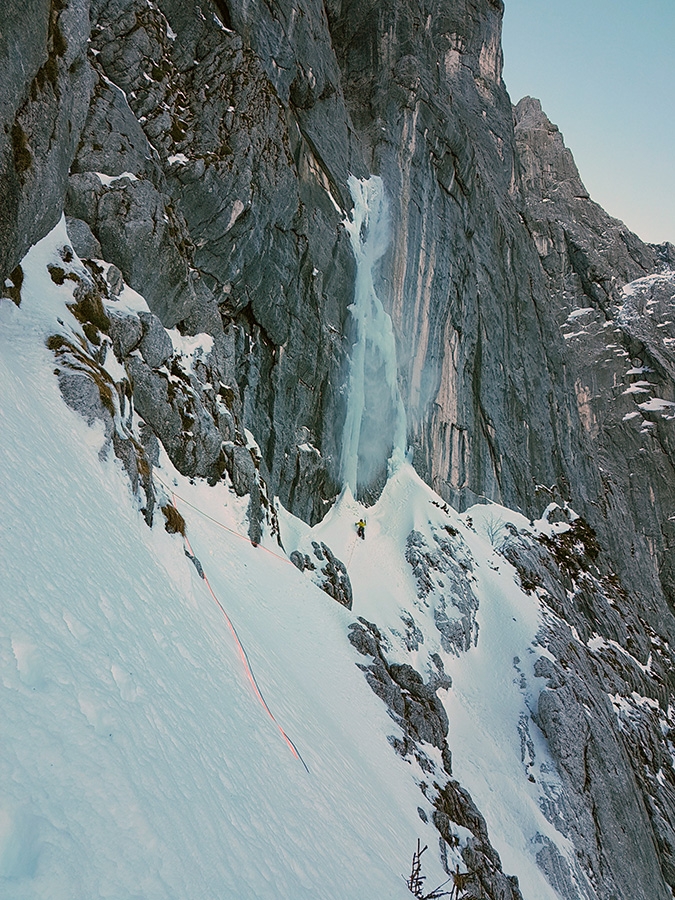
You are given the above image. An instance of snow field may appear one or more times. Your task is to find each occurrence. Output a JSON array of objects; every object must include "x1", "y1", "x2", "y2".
[{"x1": 0, "y1": 223, "x2": 439, "y2": 899}]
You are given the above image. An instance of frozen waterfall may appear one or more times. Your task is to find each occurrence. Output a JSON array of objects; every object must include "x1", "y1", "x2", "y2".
[{"x1": 340, "y1": 175, "x2": 408, "y2": 495}]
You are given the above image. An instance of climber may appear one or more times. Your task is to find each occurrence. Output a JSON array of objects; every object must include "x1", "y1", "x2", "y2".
[{"x1": 356, "y1": 518, "x2": 366, "y2": 540}]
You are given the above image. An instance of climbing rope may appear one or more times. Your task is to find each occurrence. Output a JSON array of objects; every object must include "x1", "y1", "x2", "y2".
[
  {"x1": 157, "y1": 477, "x2": 310, "y2": 773},
  {"x1": 153, "y1": 472, "x2": 292, "y2": 567}
]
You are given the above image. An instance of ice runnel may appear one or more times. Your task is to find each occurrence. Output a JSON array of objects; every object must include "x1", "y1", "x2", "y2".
[{"x1": 340, "y1": 175, "x2": 407, "y2": 495}]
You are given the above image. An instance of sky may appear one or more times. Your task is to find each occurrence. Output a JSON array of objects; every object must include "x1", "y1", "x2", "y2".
[{"x1": 501, "y1": 0, "x2": 675, "y2": 245}]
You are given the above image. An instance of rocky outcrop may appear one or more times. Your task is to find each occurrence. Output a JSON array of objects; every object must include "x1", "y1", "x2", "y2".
[
  {"x1": 406, "y1": 526, "x2": 479, "y2": 655},
  {"x1": 291, "y1": 540, "x2": 353, "y2": 608},
  {"x1": 503, "y1": 518, "x2": 675, "y2": 900},
  {"x1": 40, "y1": 221, "x2": 275, "y2": 543},
  {"x1": 348, "y1": 615, "x2": 524, "y2": 900},
  {"x1": 41, "y1": 241, "x2": 158, "y2": 523}
]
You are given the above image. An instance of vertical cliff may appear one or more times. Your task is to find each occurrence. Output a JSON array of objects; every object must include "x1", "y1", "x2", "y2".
[{"x1": 0, "y1": 0, "x2": 92, "y2": 281}]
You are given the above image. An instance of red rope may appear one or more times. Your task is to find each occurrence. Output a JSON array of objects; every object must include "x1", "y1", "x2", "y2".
[{"x1": 170, "y1": 491, "x2": 309, "y2": 773}]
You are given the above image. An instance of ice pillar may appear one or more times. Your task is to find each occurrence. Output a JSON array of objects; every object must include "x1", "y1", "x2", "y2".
[{"x1": 340, "y1": 175, "x2": 407, "y2": 494}]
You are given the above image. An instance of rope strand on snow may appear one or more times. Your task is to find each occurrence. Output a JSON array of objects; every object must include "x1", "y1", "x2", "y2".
[{"x1": 164, "y1": 486, "x2": 310, "y2": 773}]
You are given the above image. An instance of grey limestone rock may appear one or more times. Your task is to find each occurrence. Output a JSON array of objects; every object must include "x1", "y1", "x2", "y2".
[
  {"x1": 349, "y1": 614, "x2": 523, "y2": 898},
  {"x1": 0, "y1": 0, "x2": 93, "y2": 284},
  {"x1": 78, "y1": 0, "x2": 359, "y2": 517},
  {"x1": 286, "y1": 439, "x2": 335, "y2": 526},
  {"x1": 225, "y1": 443, "x2": 257, "y2": 497},
  {"x1": 93, "y1": 177, "x2": 201, "y2": 328},
  {"x1": 66, "y1": 171, "x2": 105, "y2": 223},
  {"x1": 348, "y1": 617, "x2": 451, "y2": 761},
  {"x1": 535, "y1": 665, "x2": 670, "y2": 900},
  {"x1": 138, "y1": 311, "x2": 173, "y2": 369},
  {"x1": 317, "y1": 542, "x2": 353, "y2": 610},
  {"x1": 500, "y1": 520, "x2": 675, "y2": 900},
  {"x1": 327, "y1": 0, "x2": 600, "y2": 521},
  {"x1": 126, "y1": 353, "x2": 224, "y2": 480},
  {"x1": 44, "y1": 259, "x2": 157, "y2": 523},
  {"x1": 514, "y1": 96, "x2": 675, "y2": 614},
  {"x1": 106, "y1": 264, "x2": 124, "y2": 298},
  {"x1": 296, "y1": 540, "x2": 352, "y2": 609},
  {"x1": 406, "y1": 528, "x2": 479, "y2": 655},
  {"x1": 514, "y1": 96, "x2": 658, "y2": 318},
  {"x1": 247, "y1": 478, "x2": 263, "y2": 547},
  {"x1": 65, "y1": 216, "x2": 102, "y2": 259},
  {"x1": 57, "y1": 369, "x2": 114, "y2": 439},
  {"x1": 70, "y1": 69, "x2": 161, "y2": 183},
  {"x1": 533, "y1": 834, "x2": 596, "y2": 900},
  {"x1": 107, "y1": 309, "x2": 143, "y2": 358},
  {"x1": 553, "y1": 272, "x2": 675, "y2": 611}
]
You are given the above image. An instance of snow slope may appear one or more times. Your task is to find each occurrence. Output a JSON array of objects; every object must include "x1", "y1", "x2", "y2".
[
  {"x1": 0, "y1": 222, "x2": 438, "y2": 899},
  {"x1": 282, "y1": 473, "x2": 590, "y2": 899},
  {"x1": 1, "y1": 221, "x2": 584, "y2": 898}
]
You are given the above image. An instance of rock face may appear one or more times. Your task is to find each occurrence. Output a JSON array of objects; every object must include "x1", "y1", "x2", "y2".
[
  {"x1": 3, "y1": 0, "x2": 675, "y2": 898},
  {"x1": 503, "y1": 516, "x2": 675, "y2": 900},
  {"x1": 513, "y1": 96, "x2": 675, "y2": 611},
  {"x1": 67, "y1": 0, "x2": 363, "y2": 525},
  {"x1": 554, "y1": 275, "x2": 675, "y2": 609},
  {"x1": 326, "y1": 0, "x2": 600, "y2": 520},
  {"x1": 0, "y1": 0, "x2": 92, "y2": 283},
  {"x1": 513, "y1": 96, "x2": 661, "y2": 317}
]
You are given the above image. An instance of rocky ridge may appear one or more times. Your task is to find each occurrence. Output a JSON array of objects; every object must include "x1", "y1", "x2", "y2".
[{"x1": 514, "y1": 97, "x2": 675, "y2": 610}]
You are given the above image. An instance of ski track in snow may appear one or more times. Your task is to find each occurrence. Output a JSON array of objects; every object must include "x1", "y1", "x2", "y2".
[{"x1": 0, "y1": 221, "x2": 579, "y2": 899}]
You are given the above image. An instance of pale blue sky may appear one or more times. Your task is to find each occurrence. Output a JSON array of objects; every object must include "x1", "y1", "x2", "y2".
[{"x1": 501, "y1": 0, "x2": 674, "y2": 244}]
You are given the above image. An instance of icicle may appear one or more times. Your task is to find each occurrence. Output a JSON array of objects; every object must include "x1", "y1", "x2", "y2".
[{"x1": 340, "y1": 175, "x2": 408, "y2": 494}]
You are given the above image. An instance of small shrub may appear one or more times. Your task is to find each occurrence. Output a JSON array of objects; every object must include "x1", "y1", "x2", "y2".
[
  {"x1": 161, "y1": 504, "x2": 186, "y2": 536},
  {"x1": 519, "y1": 572, "x2": 541, "y2": 594},
  {"x1": 67, "y1": 288, "x2": 111, "y2": 331},
  {"x1": 538, "y1": 517, "x2": 601, "y2": 576},
  {"x1": 49, "y1": 266, "x2": 64, "y2": 284},
  {"x1": 484, "y1": 512, "x2": 507, "y2": 549},
  {"x1": 82, "y1": 322, "x2": 101, "y2": 345},
  {"x1": 45, "y1": 332, "x2": 116, "y2": 415},
  {"x1": 406, "y1": 840, "x2": 451, "y2": 898}
]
